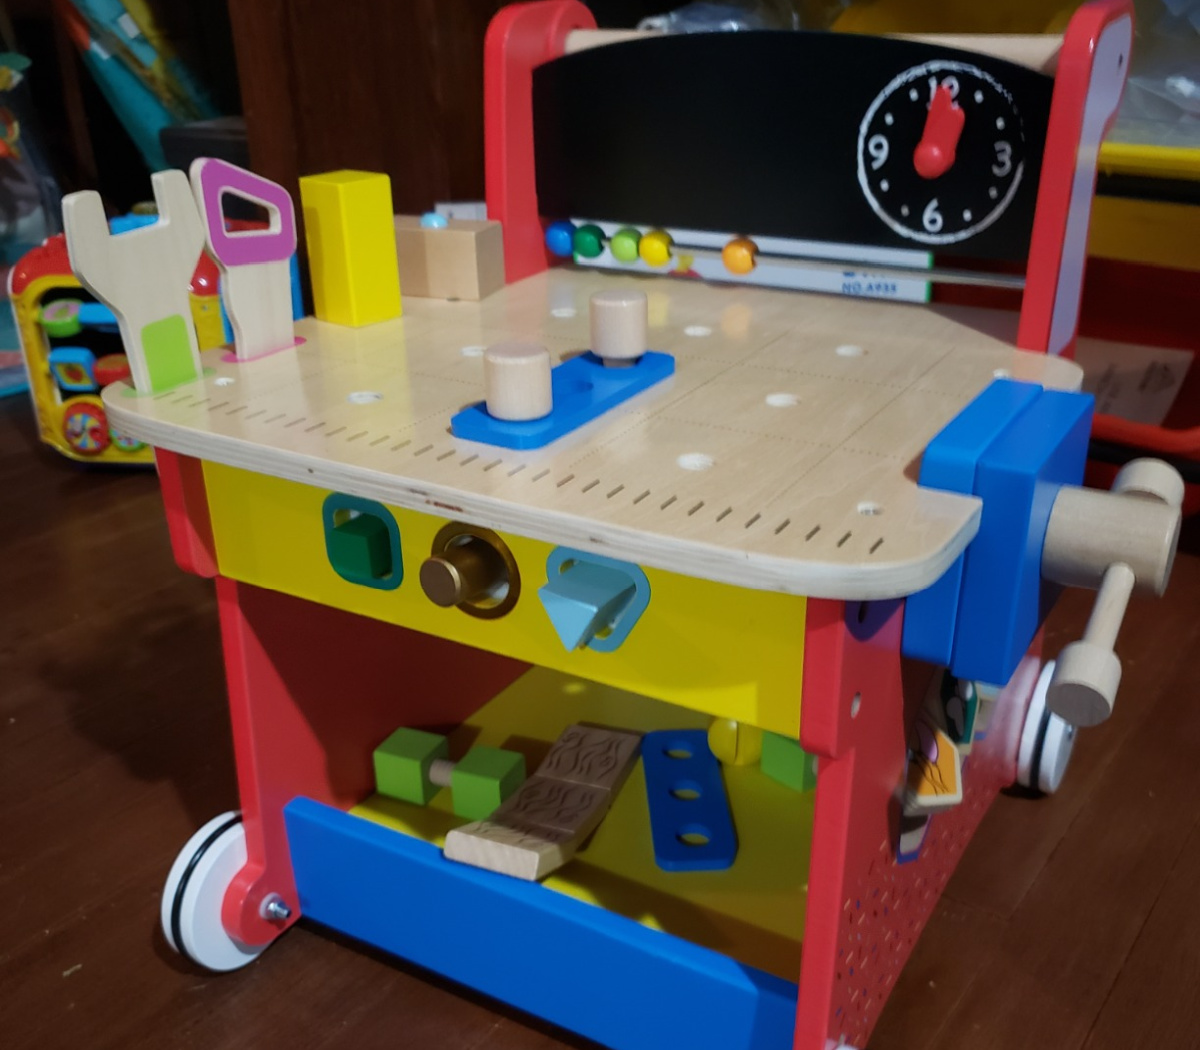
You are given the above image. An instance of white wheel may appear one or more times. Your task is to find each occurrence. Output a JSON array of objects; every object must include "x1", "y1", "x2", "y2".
[
  {"x1": 1016, "y1": 660, "x2": 1078, "y2": 795},
  {"x1": 161, "y1": 811, "x2": 267, "y2": 972}
]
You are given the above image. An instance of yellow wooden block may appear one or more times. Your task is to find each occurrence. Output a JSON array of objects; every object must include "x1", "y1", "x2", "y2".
[
  {"x1": 300, "y1": 170, "x2": 402, "y2": 326},
  {"x1": 394, "y1": 216, "x2": 505, "y2": 301},
  {"x1": 200, "y1": 461, "x2": 807, "y2": 739}
]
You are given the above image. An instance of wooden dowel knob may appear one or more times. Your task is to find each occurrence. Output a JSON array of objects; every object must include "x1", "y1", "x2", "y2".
[
  {"x1": 484, "y1": 341, "x2": 552, "y2": 421},
  {"x1": 590, "y1": 289, "x2": 647, "y2": 366},
  {"x1": 1047, "y1": 562, "x2": 1134, "y2": 727}
]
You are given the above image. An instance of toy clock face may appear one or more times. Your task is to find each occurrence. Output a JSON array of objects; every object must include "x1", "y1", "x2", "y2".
[{"x1": 857, "y1": 60, "x2": 1025, "y2": 245}]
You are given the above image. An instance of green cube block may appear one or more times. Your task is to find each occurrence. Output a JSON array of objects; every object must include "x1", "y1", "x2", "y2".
[
  {"x1": 374, "y1": 727, "x2": 448, "y2": 805},
  {"x1": 450, "y1": 746, "x2": 526, "y2": 820},
  {"x1": 328, "y1": 513, "x2": 392, "y2": 581},
  {"x1": 761, "y1": 732, "x2": 817, "y2": 793}
]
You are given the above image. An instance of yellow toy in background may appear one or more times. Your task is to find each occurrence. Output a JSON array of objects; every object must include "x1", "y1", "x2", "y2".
[{"x1": 9, "y1": 226, "x2": 225, "y2": 465}]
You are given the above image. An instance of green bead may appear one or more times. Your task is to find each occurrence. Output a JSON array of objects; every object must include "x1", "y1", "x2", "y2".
[
  {"x1": 610, "y1": 227, "x2": 641, "y2": 263},
  {"x1": 573, "y1": 224, "x2": 606, "y2": 259},
  {"x1": 451, "y1": 746, "x2": 526, "y2": 820}
]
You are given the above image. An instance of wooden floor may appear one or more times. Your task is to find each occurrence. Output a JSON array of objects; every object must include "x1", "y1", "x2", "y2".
[{"x1": 3, "y1": 392, "x2": 1198, "y2": 1050}]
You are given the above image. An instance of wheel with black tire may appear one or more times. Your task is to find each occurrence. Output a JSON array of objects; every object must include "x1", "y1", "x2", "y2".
[
  {"x1": 1016, "y1": 660, "x2": 1078, "y2": 795},
  {"x1": 161, "y1": 812, "x2": 268, "y2": 972}
]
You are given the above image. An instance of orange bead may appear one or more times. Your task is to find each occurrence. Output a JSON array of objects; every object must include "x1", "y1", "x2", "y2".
[{"x1": 722, "y1": 237, "x2": 758, "y2": 276}]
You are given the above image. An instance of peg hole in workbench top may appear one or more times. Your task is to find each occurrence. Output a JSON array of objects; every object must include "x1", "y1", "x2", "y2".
[
  {"x1": 347, "y1": 391, "x2": 383, "y2": 403},
  {"x1": 716, "y1": 507, "x2": 732, "y2": 522},
  {"x1": 836, "y1": 344, "x2": 865, "y2": 358},
  {"x1": 581, "y1": 479, "x2": 600, "y2": 493},
  {"x1": 606, "y1": 484, "x2": 624, "y2": 498},
  {"x1": 369, "y1": 433, "x2": 391, "y2": 447},
  {"x1": 661, "y1": 495, "x2": 677, "y2": 510},
  {"x1": 633, "y1": 490, "x2": 651, "y2": 504},
  {"x1": 765, "y1": 392, "x2": 799, "y2": 408},
  {"x1": 806, "y1": 525, "x2": 821, "y2": 541},
  {"x1": 775, "y1": 519, "x2": 791, "y2": 535},
  {"x1": 745, "y1": 513, "x2": 761, "y2": 529},
  {"x1": 870, "y1": 538, "x2": 885, "y2": 554},
  {"x1": 688, "y1": 501, "x2": 704, "y2": 516},
  {"x1": 837, "y1": 531, "x2": 852, "y2": 547},
  {"x1": 677, "y1": 453, "x2": 714, "y2": 471}
]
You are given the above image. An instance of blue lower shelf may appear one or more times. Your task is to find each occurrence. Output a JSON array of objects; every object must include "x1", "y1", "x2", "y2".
[{"x1": 285, "y1": 798, "x2": 798, "y2": 1050}]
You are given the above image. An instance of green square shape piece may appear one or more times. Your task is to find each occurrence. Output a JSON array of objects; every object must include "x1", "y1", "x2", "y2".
[
  {"x1": 374, "y1": 727, "x2": 448, "y2": 805},
  {"x1": 140, "y1": 314, "x2": 197, "y2": 391},
  {"x1": 321, "y1": 494, "x2": 403, "y2": 590},
  {"x1": 761, "y1": 732, "x2": 817, "y2": 793},
  {"x1": 328, "y1": 514, "x2": 392, "y2": 580},
  {"x1": 451, "y1": 746, "x2": 526, "y2": 821}
]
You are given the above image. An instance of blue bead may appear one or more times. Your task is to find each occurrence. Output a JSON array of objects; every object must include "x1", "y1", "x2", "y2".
[
  {"x1": 420, "y1": 211, "x2": 448, "y2": 229},
  {"x1": 545, "y1": 220, "x2": 577, "y2": 257}
]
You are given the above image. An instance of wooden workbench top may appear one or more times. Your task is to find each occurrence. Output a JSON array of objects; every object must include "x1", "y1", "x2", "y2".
[{"x1": 104, "y1": 269, "x2": 1081, "y2": 598}]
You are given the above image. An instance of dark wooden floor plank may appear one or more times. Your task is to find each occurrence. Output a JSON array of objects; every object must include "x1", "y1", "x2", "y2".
[{"x1": 1082, "y1": 821, "x2": 1200, "y2": 1050}]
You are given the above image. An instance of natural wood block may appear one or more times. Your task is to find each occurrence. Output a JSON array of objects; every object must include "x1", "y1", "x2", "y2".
[
  {"x1": 394, "y1": 215, "x2": 505, "y2": 301},
  {"x1": 443, "y1": 723, "x2": 642, "y2": 881},
  {"x1": 536, "y1": 723, "x2": 643, "y2": 793}
]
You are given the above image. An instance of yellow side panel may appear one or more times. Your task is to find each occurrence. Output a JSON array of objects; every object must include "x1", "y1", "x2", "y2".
[
  {"x1": 353, "y1": 666, "x2": 813, "y2": 982},
  {"x1": 203, "y1": 462, "x2": 806, "y2": 738},
  {"x1": 299, "y1": 170, "x2": 403, "y2": 327},
  {"x1": 1088, "y1": 196, "x2": 1200, "y2": 273}
]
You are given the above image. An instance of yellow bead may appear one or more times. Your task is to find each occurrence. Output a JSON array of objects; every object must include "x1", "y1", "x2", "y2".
[
  {"x1": 722, "y1": 237, "x2": 758, "y2": 276},
  {"x1": 707, "y1": 718, "x2": 764, "y2": 766},
  {"x1": 639, "y1": 229, "x2": 673, "y2": 268}
]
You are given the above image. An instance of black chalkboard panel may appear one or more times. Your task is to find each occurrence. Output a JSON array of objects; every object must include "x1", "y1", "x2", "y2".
[{"x1": 533, "y1": 32, "x2": 1054, "y2": 261}]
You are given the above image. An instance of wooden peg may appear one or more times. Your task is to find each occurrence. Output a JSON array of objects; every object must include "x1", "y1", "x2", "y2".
[
  {"x1": 63, "y1": 169, "x2": 206, "y2": 393},
  {"x1": 484, "y1": 341, "x2": 552, "y2": 421},
  {"x1": 590, "y1": 289, "x2": 647, "y2": 367}
]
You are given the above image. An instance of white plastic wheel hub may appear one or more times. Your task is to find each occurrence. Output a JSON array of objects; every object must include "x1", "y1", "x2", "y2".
[
  {"x1": 1017, "y1": 660, "x2": 1078, "y2": 794},
  {"x1": 161, "y1": 811, "x2": 268, "y2": 972}
]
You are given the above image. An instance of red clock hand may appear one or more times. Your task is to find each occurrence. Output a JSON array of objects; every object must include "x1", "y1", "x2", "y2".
[{"x1": 913, "y1": 84, "x2": 965, "y2": 180}]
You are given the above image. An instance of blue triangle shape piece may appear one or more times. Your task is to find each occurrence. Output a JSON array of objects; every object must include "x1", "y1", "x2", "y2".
[{"x1": 538, "y1": 561, "x2": 637, "y2": 651}]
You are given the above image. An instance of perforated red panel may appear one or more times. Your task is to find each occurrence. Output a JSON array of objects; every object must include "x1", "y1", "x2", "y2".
[{"x1": 795, "y1": 599, "x2": 1039, "y2": 1050}]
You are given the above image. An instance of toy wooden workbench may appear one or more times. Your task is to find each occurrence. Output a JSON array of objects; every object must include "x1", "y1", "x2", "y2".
[{"x1": 65, "y1": 3, "x2": 1186, "y2": 1049}]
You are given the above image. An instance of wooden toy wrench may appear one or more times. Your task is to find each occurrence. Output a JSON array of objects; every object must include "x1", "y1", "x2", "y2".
[{"x1": 63, "y1": 169, "x2": 206, "y2": 394}]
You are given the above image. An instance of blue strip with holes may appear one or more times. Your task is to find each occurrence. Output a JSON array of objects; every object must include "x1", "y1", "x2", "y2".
[
  {"x1": 641, "y1": 729, "x2": 738, "y2": 871},
  {"x1": 450, "y1": 350, "x2": 675, "y2": 450}
]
